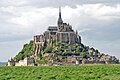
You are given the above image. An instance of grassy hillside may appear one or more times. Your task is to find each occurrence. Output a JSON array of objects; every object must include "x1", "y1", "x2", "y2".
[
  {"x1": 1, "y1": 65, "x2": 120, "y2": 80},
  {"x1": 14, "y1": 40, "x2": 34, "y2": 61}
]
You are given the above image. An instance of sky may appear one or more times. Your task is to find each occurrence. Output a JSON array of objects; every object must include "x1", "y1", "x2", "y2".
[{"x1": 0, "y1": 0, "x2": 120, "y2": 62}]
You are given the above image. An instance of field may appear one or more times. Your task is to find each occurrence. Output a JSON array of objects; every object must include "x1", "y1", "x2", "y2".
[{"x1": 0, "y1": 65, "x2": 120, "y2": 80}]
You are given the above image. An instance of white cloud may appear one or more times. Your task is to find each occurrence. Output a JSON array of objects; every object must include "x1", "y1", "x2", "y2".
[
  {"x1": 0, "y1": 0, "x2": 120, "y2": 7},
  {"x1": 0, "y1": 0, "x2": 27, "y2": 7},
  {"x1": 5, "y1": 4, "x2": 120, "y2": 30}
]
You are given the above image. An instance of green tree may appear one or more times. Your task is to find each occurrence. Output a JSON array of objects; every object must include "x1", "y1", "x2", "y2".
[
  {"x1": 75, "y1": 46, "x2": 80, "y2": 55},
  {"x1": 44, "y1": 46, "x2": 53, "y2": 53},
  {"x1": 62, "y1": 51, "x2": 71, "y2": 56},
  {"x1": 56, "y1": 51, "x2": 62, "y2": 55},
  {"x1": 80, "y1": 52, "x2": 89, "y2": 57},
  {"x1": 95, "y1": 49, "x2": 99, "y2": 54}
]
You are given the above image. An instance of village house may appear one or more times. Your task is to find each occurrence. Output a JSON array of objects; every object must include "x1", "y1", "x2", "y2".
[{"x1": 8, "y1": 56, "x2": 35, "y2": 66}]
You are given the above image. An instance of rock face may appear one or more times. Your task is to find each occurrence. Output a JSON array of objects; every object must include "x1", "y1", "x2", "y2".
[{"x1": 8, "y1": 7, "x2": 119, "y2": 66}]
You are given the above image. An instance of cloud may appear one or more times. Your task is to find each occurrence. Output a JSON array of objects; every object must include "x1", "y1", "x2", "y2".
[
  {"x1": 0, "y1": 0, "x2": 27, "y2": 7},
  {"x1": 1, "y1": 3, "x2": 120, "y2": 43},
  {"x1": 0, "y1": 0, "x2": 120, "y2": 7}
]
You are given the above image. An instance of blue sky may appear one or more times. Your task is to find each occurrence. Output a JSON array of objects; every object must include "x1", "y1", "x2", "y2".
[{"x1": 0, "y1": 0, "x2": 120, "y2": 62}]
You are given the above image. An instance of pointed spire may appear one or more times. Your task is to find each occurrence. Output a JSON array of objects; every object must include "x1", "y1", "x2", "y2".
[
  {"x1": 59, "y1": 7, "x2": 61, "y2": 18},
  {"x1": 58, "y1": 7, "x2": 63, "y2": 24}
]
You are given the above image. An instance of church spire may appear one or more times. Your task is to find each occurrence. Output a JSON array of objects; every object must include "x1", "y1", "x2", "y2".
[
  {"x1": 59, "y1": 7, "x2": 61, "y2": 19},
  {"x1": 58, "y1": 7, "x2": 63, "y2": 24}
]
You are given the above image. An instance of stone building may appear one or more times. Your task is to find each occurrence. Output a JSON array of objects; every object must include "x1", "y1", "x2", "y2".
[
  {"x1": 7, "y1": 56, "x2": 35, "y2": 66},
  {"x1": 15, "y1": 56, "x2": 35, "y2": 66},
  {"x1": 33, "y1": 7, "x2": 81, "y2": 55},
  {"x1": 8, "y1": 58, "x2": 16, "y2": 66}
]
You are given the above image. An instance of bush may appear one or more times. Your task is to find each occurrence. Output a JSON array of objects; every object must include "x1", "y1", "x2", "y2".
[
  {"x1": 80, "y1": 52, "x2": 89, "y2": 57},
  {"x1": 62, "y1": 51, "x2": 71, "y2": 56},
  {"x1": 37, "y1": 57, "x2": 48, "y2": 64},
  {"x1": 44, "y1": 46, "x2": 53, "y2": 53},
  {"x1": 56, "y1": 51, "x2": 62, "y2": 55},
  {"x1": 53, "y1": 40, "x2": 56, "y2": 46}
]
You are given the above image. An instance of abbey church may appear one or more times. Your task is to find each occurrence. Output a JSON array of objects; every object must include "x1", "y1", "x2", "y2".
[{"x1": 33, "y1": 7, "x2": 81, "y2": 55}]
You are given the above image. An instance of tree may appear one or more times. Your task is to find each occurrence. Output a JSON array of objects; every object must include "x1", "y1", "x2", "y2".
[
  {"x1": 75, "y1": 46, "x2": 80, "y2": 55},
  {"x1": 56, "y1": 51, "x2": 62, "y2": 55},
  {"x1": 37, "y1": 57, "x2": 48, "y2": 64},
  {"x1": 62, "y1": 51, "x2": 71, "y2": 56},
  {"x1": 44, "y1": 46, "x2": 53, "y2": 53},
  {"x1": 80, "y1": 52, "x2": 89, "y2": 58},
  {"x1": 53, "y1": 40, "x2": 56, "y2": 46},
  {"x1": 95, "y1": 49, "x2": 99, "y2": 54}
]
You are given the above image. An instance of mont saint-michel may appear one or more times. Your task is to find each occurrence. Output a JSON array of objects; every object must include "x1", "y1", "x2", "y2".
[{"x1": 8, "y1": 8, "x2": 119, "y2": 66}]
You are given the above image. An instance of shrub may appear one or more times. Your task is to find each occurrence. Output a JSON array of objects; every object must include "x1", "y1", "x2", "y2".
[
  {"x1": 44, "y1": 46, "x2": 53, "y2": 53},
  {"x1": 62, "y1": 51, "x2": 71, "y2": 56},
  {"x1": 80, "y1": 52, "x2": 89, "y2": 57}
]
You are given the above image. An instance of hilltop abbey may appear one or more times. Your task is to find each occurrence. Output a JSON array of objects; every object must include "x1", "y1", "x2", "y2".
[
  {"x1": 33, "y1": 7, "x2": 81, "y2": 56},
  {"x1": 8, "y1": 7, "x2": 119, "y2": 66}
]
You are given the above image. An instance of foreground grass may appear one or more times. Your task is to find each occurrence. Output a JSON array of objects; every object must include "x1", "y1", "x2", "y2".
[{"x1": 0, "y1": 65, "x2": 120, "y2": 80}]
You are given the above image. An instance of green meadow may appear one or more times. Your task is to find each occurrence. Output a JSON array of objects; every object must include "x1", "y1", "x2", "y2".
[{"x1": 0, "y1": 65, "x2": 120, "y2": 80}]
